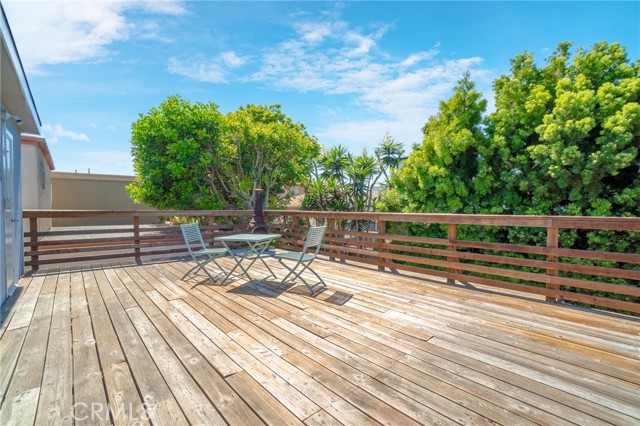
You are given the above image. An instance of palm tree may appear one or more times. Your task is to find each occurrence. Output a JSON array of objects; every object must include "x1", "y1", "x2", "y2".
[
  {"x1": 319, "y1": 145, "x2": 351, "y2": 183},
  {"x1": 375, "y1": 132, "x2": 404, "y2": 181}
]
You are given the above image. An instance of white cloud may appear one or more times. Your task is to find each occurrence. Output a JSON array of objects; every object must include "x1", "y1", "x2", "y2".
[
  {"x1": 248, "y1": 15, "x2": 492, "y2": 148},
  {"x1": 252, "y1": 21, "x2": 484, "y2": 119},
  {"x1": 42, "y1": 123, "x2": 89, "y2": 145},
  {"x1": 2, "y1": 0, "x2": 187, "y2": 72},
  {"x1": 295, "y1": 21, "x2": 346, "y2": 43},
  {"x1": 168, "y1": 57, "x2": 226, "y2": 83},
  {"x1": 221, "y1": 51, "x2": 248, "y2": 68},
  {"x1": 169, "y1": 51, "x2": 251, "y2": 82},
  {"x1": 399, "y1": 51, "x2": 438, "y2": 67},
  {"x1": 316, "y1": 119, "x2": 416, "y2": 151},
  {"x1": 344, "y1": 32, "x2": 376, "y2": 57},
  {"x1": 138, "y1": 1, "x2": 188, "y2": 16}
]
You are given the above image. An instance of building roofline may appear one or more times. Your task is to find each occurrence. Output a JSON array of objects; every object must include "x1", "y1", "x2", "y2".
[
  {"x1": 1, "y1": 2, "x2": 41, "y2": 130},
  {"x1": 52, "y1": 171, "x2": 136, "y2": 182},
  {"x1": 21, "y1": 133, "x2": 54, "y2": 170}
]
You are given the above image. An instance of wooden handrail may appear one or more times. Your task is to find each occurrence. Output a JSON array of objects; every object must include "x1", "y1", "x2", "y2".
[
  {"x1": 22, "y1": 209, "x2": 640, "y2": 314},
  {"x1": 22, "y1": 209, "x2": 252, "y2": 218},
  {"x1": 266, "y1": 210, "x2": 640, "y2": 231}
]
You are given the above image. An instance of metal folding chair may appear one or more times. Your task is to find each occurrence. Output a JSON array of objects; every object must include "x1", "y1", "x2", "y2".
[
  {"x1": 180, "y1": 223, "x2": 229, "y2": 282},
  {"x1": 275, "y1": 225, "x2": 327, "y2": 294}
]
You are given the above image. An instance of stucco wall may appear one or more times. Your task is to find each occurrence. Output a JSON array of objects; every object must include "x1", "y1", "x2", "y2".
[
  {"x1": 52, "y1": 172, "x2": 156, "y2": 226},
  {"x1": 21, "y1": 141, "x2": 52, "y2": 231}
]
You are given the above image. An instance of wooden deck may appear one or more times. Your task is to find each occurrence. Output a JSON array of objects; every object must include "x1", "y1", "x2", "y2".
[{"x1": 0, "y1": 256, "x2": 639, "y2": 425}]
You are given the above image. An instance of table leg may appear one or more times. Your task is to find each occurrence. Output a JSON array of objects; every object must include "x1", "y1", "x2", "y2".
[
  {"x1": 219, "y1": 242, "x2": 253, "y2": 284},
  {"x1": 218, "y1": 237, "x2": 279, "y2": 286}
]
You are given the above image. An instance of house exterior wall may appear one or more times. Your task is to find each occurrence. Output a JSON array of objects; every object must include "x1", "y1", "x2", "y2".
[
  {"x1": 21, "y1": 136, "x2": 53, "y2": 231},
  {"x1": 52, "y1": 172, "x2": 156, "y2": 226},
  {"x1": 1, "y1": 2, "x2": 43, "y2": 306}
]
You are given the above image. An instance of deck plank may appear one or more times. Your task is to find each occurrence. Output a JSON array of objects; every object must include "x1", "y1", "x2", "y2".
[
  {"x1": 430, "y1": 337, "x2": 640, "y2": 422},
  {"x1": 0, "y1": 329, "x2": 27, "y2": 410},
  {"x1": 1, "y1": 257, "x2": 638, "y2": 426},
  {"x1": 226, "y1": 371, "x2": 304, "y2": 426},
  {"x1": 6, "y1": 275, "x2": 46, "y2": 331},
  {"x1": 128, "y1": 264, "x2": 271, "y2": 424},
  {"x1": 0, "y1": 276, "x2": 31, "y2": 340},
  {"x1": 71, "y1": 270, "x2": 110, "y2": 426},
  {"x1": 126, "y1": 306, "x2": 227, "y2": 426},
  {"x1": 101, "y1": 267, "x2": 190, "y2": 425},
  {"x1": 35, "y1": 270, "x2": 74, "y2": 425},
  {"x1": 127, "y1": 265, "x2": 269, "y2": 426},
  {"x1": 88, "y1": 269, "x2": 150, "y2": 425},
  {"x1": 0, "y1": 273, "x2": 57, "y2": 425}
]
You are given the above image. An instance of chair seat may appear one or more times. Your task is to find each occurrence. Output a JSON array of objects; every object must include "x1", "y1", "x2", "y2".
[
  {"x1": 198, "y1": 247, "x2": 228, "y2": 256},
  {"x1": 180, "y1": 223, "x2": 229, "y2": 283},
  {"x1": 274, "y1": 250, "x2": 316, "y2": 262}
]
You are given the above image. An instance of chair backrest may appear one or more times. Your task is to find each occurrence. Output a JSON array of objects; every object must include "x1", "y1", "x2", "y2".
[
  {"x1": 302, "y1": 225, "x2": 327, "y2": 255},
  {"x1": 180, "y1": 223, "x2": 206, "y2": 255}
]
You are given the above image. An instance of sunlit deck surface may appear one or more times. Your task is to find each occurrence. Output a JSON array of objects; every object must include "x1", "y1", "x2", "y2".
[{"x1": 1, "y1": 256, "x2": 639, "y2": 426}]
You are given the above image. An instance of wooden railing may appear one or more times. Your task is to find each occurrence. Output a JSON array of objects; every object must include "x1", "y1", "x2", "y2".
[
  {"x1": 23, "y1": 210, "x2": 252, "y2": 269},
  {"x1": 23, "y1": 209, "x2": 640, "y2": 314}
]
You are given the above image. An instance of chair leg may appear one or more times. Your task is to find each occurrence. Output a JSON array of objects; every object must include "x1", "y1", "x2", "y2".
[
  {"x1": 295, "y1": 263, "x2": 326, "y2": 295},
  {"x1": 182, "y1": 263, "x2": 201, "y2": 280},
  {"x1": 183, "y1": 255, "x2": 226, "y2": 283},
  {"x1": 210, "y1": 258, "x2": 229, "y2": 279},
  {"x1": 307, "y1": 264, "x2": 326, "y2": 286},
  {"x1": 277, "y1": 259, "x2": 326, "y2": 295},
  {"x1": 278, "y1": 259, "x2": 302, "y2": 283}
]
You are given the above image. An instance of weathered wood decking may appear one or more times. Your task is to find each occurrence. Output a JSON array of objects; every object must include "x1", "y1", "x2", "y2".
[{"x1": 0, "y1": 256, "x2": 639, "y2": 425}]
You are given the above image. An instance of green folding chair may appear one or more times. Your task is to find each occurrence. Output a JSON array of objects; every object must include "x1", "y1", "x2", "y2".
[
  {"x1": 180, "y1": 223, "x2": 229, "y2": 282},
  {"x1": 275, "y1": 225, "x2": 327, "y2": 294}
]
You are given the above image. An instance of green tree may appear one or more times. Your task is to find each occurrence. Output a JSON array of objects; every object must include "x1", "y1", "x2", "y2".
[
  {"x1": 480, "y1": 41, "x2": 640, "y2": 220},
  {"x1": 376, "y1": 131, "x2": 405, "y2": 181},
  {"x1": 127, "y1": 97, "x2": 319, "y2": 210},
  {"x1": 390, "y1": 73, "x2": 487, "y2": 213},
  {"x1": 380, "y1": 41, "x2": 640, "y2": 310},
  {"x1": 127, "y1": 95, "x2": 224, "y2": 210},
  {"x1": 303, "y1": 134, "x2": 404, "y2": 217},
  {"x1": 214, "y1": 104, "x2": 320, "y2": 209},
  {"x1": 319, "y1": 145, "x2": 351, "y2": 184},
  {"x1": 386, "y1": 42, "x2": 640, "y2": 223}
]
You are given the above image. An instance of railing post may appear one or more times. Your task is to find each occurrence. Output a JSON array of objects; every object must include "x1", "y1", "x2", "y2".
[
  {"x1": 377, "y1": 220, "x2": 386, "y2": 271},
  {"x1": 29, "y1": 217, "x2": 39, "y2": 272},
  {"x1": 546, "y1": 226, "x2": 559, "y2": 302},
  {"x1": 133, "y1": 215, "x2": 141, "y2": 264},
  {"x1": 327, "y1": 217, "x2": 336, "y2": 262},
  {"x1": 447, "y1": 224, "x2": 458, "y2": 284},
  {"x1": 208, "y1": 215, "x2": 216, "y2": 247},
  {"x1": 293, "y1": 215, "x2": 300, "y2": 246}
]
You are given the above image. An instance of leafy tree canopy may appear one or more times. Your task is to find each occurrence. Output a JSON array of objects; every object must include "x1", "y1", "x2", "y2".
[
  {"x1": 385, "y1": 41, "x2": 640, "y2": 222},
  {"x1": 389, "y1": 72, "x2": 487, "y2": 213},
  {"x1": 127, "y1": 96, "x2": 320, "y2": 210}
]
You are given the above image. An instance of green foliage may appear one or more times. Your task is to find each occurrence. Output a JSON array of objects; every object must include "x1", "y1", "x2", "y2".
[
  {"x1": 127, "y1": 95, "x2": 223, "y2": 210},
  {"x1": 127, "y1": 97, "x2": 319, "y2": 210},
  {"x1": 481, "y1": 41, "x2": 640, "y2": 220},
  {"x1": 391, "y1": 72, "x2": 487, "y2": 213},
  {"x1": 382, "y1": 42, "x2": 640, "y2": 312},
  {"x1": 388, "y1": 41, "x2": 640, "y2": 234},
  {"x1": 217, "y1": 104, "x2": 320, "y2": 209},
  {"x1": 303, "y1": 134, "x2": 404, "y2": 214}
]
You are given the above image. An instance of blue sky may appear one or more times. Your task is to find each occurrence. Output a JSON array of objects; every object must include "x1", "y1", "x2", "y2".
[{"x1": 4, "y1": 1, "x2": 639, "y2": 175}]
